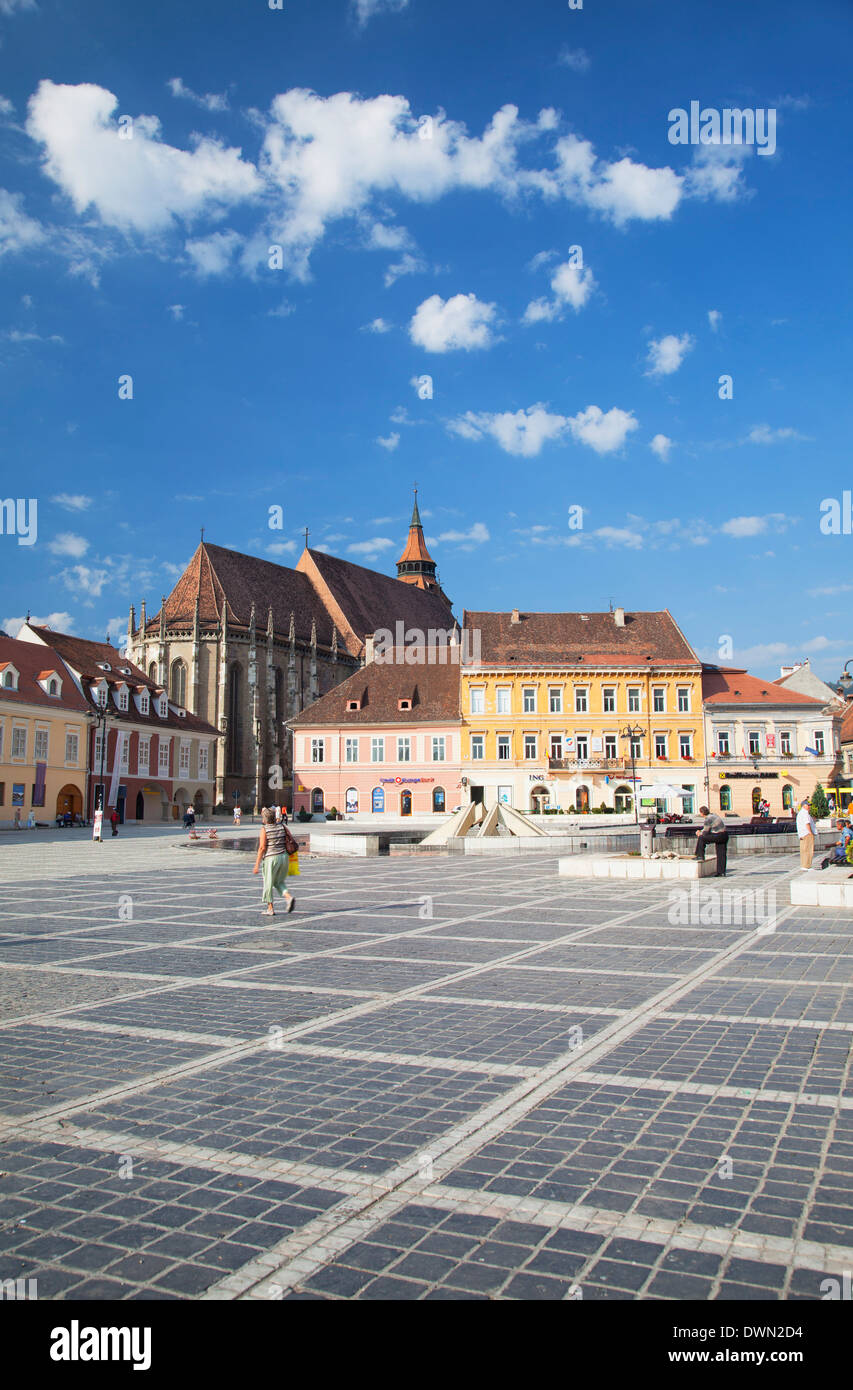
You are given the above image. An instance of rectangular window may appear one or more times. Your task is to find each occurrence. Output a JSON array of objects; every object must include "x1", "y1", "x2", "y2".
[
  {"x1": 432, "y1": 736, "x2": 446, "y2": 762},
  {"x1": 677, "y1": 687, "x2": 690, "y2": 713},
  {"x1": 549, "y1": 688, "x2": 562, "y2": 714},
  {"x1": 345, "y1": 737, "x2": 359, "y2": 764},
  {"x1": 814, "y1": 730, "x2": 825, "y2": 755},
  {"x1": 11, "y1": 726, "x2": 26, "y2": 760},
  {"x1": 198, "y1": 744, "x2": 209, "y2": 779},
  {"x1": 679, "y1": 733, "x2": 692, "y2": 759},
  {"x1": 780, "y1": 731, "x2": 792, "y2": 756},
  {"x1": 179, "y1": 741, "x2": 190, "y2": 774},
  {"x1": 469, "y1": 687, "x2": 485, "y2": 715},
  {"x1": 576, "y1": 736, "x2": 588, "y2": 760},
  {"x1": 65, "y1": 732, "x2": 79, "y2": 765},
  {"x1": 655, "y1": 735, "x2": 667, "y2": 759},
  {"x1": 524, "y1": 734, "x2": 537, "y2": 760},
  {"x1": 604, "y1": 735, "x2": 616, "y2": 759},
  {"x1": 371, "y1": 737, "x2": 384, "y2": 762},
  {"x1": 523, "y1": 687, "x2": 536, "y2": 713},
  {"x1": 748, "y1": 731, "x2": 761, "y2": 756},
  {"x1": 653, "y1": 687, "x2": 665, "y2": 713},
  {"x1": 34, "y1": 729, "x2": 49, "y2": 762},
  {"x1": 158, "y1": 739, "x2": 170, "y2": 775},
  {"x1": 0, "y1": 783, "x2": 4, "y2": 805},
  {"x1": 630, "y1": 737, "x2": 642, "y2": 759},
  {"x1": 471, "y1": 734, "x2": 484, "y2": 761},
  {"x1": 495, "y1": 687, "x2": 510, "y2": 714},
  {"x1": 575, "y1": 688, "x2": 588, "y2": 714},
  {"x1": 119, "y1": 737, "x2": 129, "y2": 773},
  {"x1": 138, "y1": 736, "x2": 150, "y2": 775},
  {"x1": 717, "y1": 732, "x2": 730, "y2": 756},
  {"x1": 497, "y1": 735, "x2": 511, "y2": 761},
  {"x1": 397, "y1": 737, "x2": 411, "y2": 762},
  {"x1": 628, "y1": 687, "x2": 640, "y2": 713},
  {"x1": 603, "y1": 687, "x2": 616, "y2": 713},
  {"x1": 311, "y1": 738, "x2": 325, "y2": 764},
  {"x1": 550, "y1": 735, "x2": 562, "y2": 759}
]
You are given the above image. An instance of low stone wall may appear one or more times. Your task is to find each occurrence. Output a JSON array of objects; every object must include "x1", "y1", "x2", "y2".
[
  {"x1": 309, "y1": 831, "x2": 380, "y2": 857},
  {"x1": 655, "y1": 829, "x2": 837, "y2": 858},
  {"x1": 559, "y1": 856, "x2": 717, "y2": 880},
  {"x1": 461, "y1": 832, "x2": 639, "y2": 856}
]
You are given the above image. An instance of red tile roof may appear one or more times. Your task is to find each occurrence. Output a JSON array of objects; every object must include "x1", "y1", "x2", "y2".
[
  {"x1": 290, "y1": 652, "x2": 461, "y2": 727},
  {"x1": 298, "y1": 547, "x2": 454, "y2": 656},
  {"x1": 702, "y1": 665, "x2": 825, "y2": 706},
  {"x1": 840, "y1": 700, "x2": 853, "y2": 743},
  {"x1": 463, "y1": 609, "x2": 699, "y2": 666},
  {"x1": 0, "y1": 636, "x2": 89, "y2": 712}
]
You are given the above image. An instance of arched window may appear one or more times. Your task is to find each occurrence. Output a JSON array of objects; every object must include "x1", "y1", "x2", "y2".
[
  {"x1": 432, "y1": 786, "x2": 445, "y2": 813},
  {"x1": 752, "y1": 786, "x2": 762, "y2": 813},
  {"x1": 575, "y1": 785, "x2": 590, "y2": 812},
  {"x1": 345, "y1": 787, "x2": 359, "y2": 814},
  {"x1": 273, "y1": 667, "x2": 283, "y2": 723},
  {"x1": 311, "y1": 787, "x2": 324, "y2": 814},
  {"x1": 3, "y1": 671, "x2": 14, "y2": 689},
  {"x1": 170, "y1": 659, "x2": 187, "y2": 707},
  {"x1": 782, "y1": 784, "x2": 793, "y2": 810},
  {"x1": 720, "y1": 785, "x2": 732, "y2": 812},
  {"x1": 148, "y1": 662, "x2": 158, "y2": 683},
  {"x1": 613, "y1": 784, "x2": 633, "y2": 813},
  {"x1": 226, "y1": 663, "x2": 242, "y2": 775},
  {"x1": 48, "y1": 678, "x2": 58, "y2": 695}
]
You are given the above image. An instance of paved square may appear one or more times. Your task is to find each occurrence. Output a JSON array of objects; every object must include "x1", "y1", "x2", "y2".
[{"x1": 0, "y1": 830, "x2": 850, "y2": 1301}]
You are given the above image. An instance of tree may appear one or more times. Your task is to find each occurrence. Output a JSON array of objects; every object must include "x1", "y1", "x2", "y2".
[{"x1": 810, "y1": 784, "x2": 830, "y2": 820}]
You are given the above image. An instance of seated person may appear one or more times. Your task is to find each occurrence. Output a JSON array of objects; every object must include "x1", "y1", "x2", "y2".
[{"x1": 821, "y1": 820, "x2": 852, "y2": 868}]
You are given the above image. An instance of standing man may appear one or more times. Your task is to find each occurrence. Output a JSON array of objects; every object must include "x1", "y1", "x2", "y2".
[
  {"x1": 797, "y1": 797, "x2": 817, "y2": 869},
  {"x1": 109, "y1": 808, "x2": 119, "y2": 838},
  {"x1": 695, "y1": 804, "x2": 729, "y2": 877}
]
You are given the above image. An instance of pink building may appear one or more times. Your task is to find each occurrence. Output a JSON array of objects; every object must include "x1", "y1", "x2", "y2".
[{"x1": 289, "y1": 655, "x2": 462, "y2": 818}]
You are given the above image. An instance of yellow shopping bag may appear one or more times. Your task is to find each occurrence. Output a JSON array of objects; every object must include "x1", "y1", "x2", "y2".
[{"x1": 288, "y1": 852, "x2": 300, "y2": 876}]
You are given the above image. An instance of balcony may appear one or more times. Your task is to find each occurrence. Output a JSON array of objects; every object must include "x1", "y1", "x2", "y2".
[{"x1": 548, "y1": 756, "x2": 627, "y2": 772}]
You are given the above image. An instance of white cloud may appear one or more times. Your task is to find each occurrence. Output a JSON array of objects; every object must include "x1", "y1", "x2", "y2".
[
  {"x1": 708, "y1": 309, "x2": 721, "y2": 332},
  {"x1": 650, "y1": 433, "x2": 673, "y2": 461},
  {"x1": 348, "y1": 536, "x2": 395, "y2": 554},
  {"x1": 105, "y1": 615, "x2": 127, "y2": 645},
  {"x1": 720, "y1": 513, "x2": 792, "y2": 538},
  {"x1": 0, "y1": 0, "x2": 37, "y2": 12},
  {"x1": 61, "y1": 564, "x2": 110, "y2": 597},
  {"x1": 747, "y1": 424, "x2": 806, "y2": 444},
  {"x1": 353, "y1": 0, "x2": 409, "y2": 24},
  {"x1": 434, "y1": 522, "x2": 490, "y2": 544},
  {"x1": 0, "y1": 188, "x2": 45, "y2": 257},
  {"x1": 185, "y1": 229, "x2": 242, "y2": 276},
  {"x1": 363, "y1": 316, "x2": 391, "y2": 333},
  {"x1": 267, "y1": 299, "x2": 295, "y2": 317},
  {"x1": 26, "y1": 80, "x2": 260, "y2": 233},
  {"x1": 48, "y1": 531, "x2": 89, "y2": 558},
  {"x1": 409, "y1": 292, "x2": 498, "y2": 352},
  {"x1": 594, "y1": 526, "x2": 644, "y2": 549},
  {"x1": 0, "y1": 96, "x2": 14, "y2": 117},
  {"x1": 523, "y1": 256, "x2": 595, "y2": 323},
  {"x1": 685, "y1": 143, "x2": 752, "y2": 203},
  {"x1": 645, "y1": 332, "x2": 694, "y2": 376},
  {"x1": 376, "y1": 431, "x2": 400, "y2": 451},
  {"x1": 567, "y1": 405, "x2": 638, "y2": 454},
  {"x1": 558, "y1": 47, "x2": 590, "y2": 72},
  {"x1": 448, "y1": 402, "x2": 636, "y2": 457},
  {"x1": 3, "y1": 611, "x2": 73, "y2": 637},
  {"x1": 52, "y1": 493, "x2": 92, "y2": 512},
  {"x1": 555, "y1": 133, "x2": 683, "y2": 225},
  {"x1": 266, "y1": 540, "x2": 297, "y2": 556},
  {"x1": 167, "y1": 77, "x2": 229, "y2": 113},
  {"x1": 167, "y1": 303, "x2": 184, "y2": 320},
  {"x1": 384, "y1": 252, "x2": 426, "y2": 287}
]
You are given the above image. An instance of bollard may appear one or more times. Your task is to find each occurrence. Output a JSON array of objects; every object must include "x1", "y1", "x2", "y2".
[{"x1": 640, "y1": 824, "x2": 655, "y2": 858}]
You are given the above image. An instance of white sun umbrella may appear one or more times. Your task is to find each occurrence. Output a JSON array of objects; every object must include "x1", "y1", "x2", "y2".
[{"x1": 655, "y1": 784, "x2": 692, "y2": 800}]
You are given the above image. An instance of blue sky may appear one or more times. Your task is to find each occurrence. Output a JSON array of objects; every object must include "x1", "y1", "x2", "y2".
[{"x1": 0, "y1": 0, "x2": 850, "y2": 680}]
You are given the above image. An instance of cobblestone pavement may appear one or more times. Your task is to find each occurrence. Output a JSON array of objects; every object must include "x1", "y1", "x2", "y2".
[{"x1": 0, "y1": 836, "x2": 850, "y2": 1301}]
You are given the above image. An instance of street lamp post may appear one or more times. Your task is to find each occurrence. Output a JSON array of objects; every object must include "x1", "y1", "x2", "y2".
[
  {"x1": 620, "y1": 724, "x2": 645, "y2": 825},
  {"x1": 89, "y1": 704, "x2": 109, "y2": 841}
]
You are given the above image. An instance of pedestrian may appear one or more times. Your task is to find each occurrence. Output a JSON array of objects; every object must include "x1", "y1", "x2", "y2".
[
  {"x1": 820, "y1": 819, "x2": 851, "y2": 869},
  {"x1": 13, "y1": 808, "x2": 21, "y2": 830},
  {"x1": 694, "y1": 804, "x2": 729, "y2": 877},
  {"x1": 233, "y1": 804, "x2": 242, "y2": 827},
  {"x1": 110, "y1": 808, "x2": 119, "y2": 837},
  {"x1": 797, "y1": 797, "x2": 817, "y2": 869},
  {"x1": 183, "y1": 805, "x2": 195, "y2": 831},
  {"x1": 252, "y1": 806, "x2": 297, "y2": 917},
  {"x1": 274, "y1": 804, "x2": 282, "y2": 824}
]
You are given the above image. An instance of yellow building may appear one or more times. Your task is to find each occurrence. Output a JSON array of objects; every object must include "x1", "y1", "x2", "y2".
[
  {"x1": 460, "y1": 608, "x2": 705, "y2": 816},
  {"x1": 0, "y1": 635, "x2": 90, "y2": 826}
]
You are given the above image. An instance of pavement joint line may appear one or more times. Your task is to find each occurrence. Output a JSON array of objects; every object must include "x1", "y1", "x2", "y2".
[
  {"x1": 659, "y1": 1008, "x2": 853, "y2": 1033},
  {"x1": 568, "y1": 1069, "x2": 853, "y2": 1109},
  {"x1": 423, "y1": 994, "x2": 625, "y2": 1016},
  {"x1": 248, "y1": 1040, "x2": 535, "y2": 1078}
]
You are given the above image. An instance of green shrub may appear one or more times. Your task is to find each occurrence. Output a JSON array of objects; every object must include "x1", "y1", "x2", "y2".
[{"x1": 810, "y1": 784, "x2": 830, "y2": 820}]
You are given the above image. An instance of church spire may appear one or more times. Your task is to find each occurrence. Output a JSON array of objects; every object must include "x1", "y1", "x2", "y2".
[{"x1": 397, "y1": 487, "x2": 439, "y2": 591}]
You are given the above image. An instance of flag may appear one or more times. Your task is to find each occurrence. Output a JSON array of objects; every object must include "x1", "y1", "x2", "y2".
[{"x1": 804, "y1": 746, "x2": 819, "y2": 757}]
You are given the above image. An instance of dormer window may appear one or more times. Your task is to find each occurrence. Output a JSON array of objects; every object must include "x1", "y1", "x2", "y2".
[
  {"x1": 398, "y1": 699, "x2": 411, "y2": 711},
  {"x1": 138, "y1": 691, "x2": 150, "y2": 715},
  {"x1": 347, "y1": 700, "x2": 361, "y2": 712},
  {"x1": 91, "y1": 680, "x2": 108, "y2": 708},
  {"x1": 96, "y1": 662, "x2": 111, "y2": 672},
  {"x1": 158, "y1": 694, "x2": 168, "y2": 718},
  {"x1": 0, "y1": 663, "x2": 20, "y2": 691},
  {"x1": 37, "y1": 669, "x2": 62, "y2": 697}
]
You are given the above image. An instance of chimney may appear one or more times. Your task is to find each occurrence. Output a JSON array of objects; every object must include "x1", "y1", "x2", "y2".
[
  {"x1": 510, "y1": 609, "x2": 521, "y2": 624},
  {"x1": 614, "y1": 607, "x2": 625, "y2": 627}
]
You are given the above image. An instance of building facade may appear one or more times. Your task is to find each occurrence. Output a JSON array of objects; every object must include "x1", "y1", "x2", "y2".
[
  {"x1": 459, "y1": 608, "x2": 705, "y2": 815},
  {"x1": 290, "y1": 651, "x2": 462, "y2": 818},
  {"x1": 127, "y1": 503, "x2": 453, "y2": 811},
  {"x1": 0, "y1": 635, "x2": 90, "y2": 826},
  {"x1": 703, "y1": 665, "x2": 841, "y2": 816},
  {"x1": 18, "y1": 625, "x2": 221, "y2": 822}
]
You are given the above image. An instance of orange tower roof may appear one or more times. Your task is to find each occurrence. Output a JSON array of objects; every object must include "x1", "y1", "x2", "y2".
[{"x1": 397, "y1": 490, "x2": 442, "y2": 593}]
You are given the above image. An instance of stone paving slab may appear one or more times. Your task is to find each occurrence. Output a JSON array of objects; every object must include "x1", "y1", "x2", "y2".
[{"x1": 0, "y1": 842, "x2": 850, "y2": 1302}]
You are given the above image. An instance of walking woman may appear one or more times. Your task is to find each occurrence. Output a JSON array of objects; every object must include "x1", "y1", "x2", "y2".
[{"x1": 252, "y1": 806, "x2": 297, "y2": 916}]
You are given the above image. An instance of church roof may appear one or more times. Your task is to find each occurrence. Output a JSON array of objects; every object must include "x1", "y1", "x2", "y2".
[
  {"x1": 290, "y1": 652, "x2": 461, "y2": 727},
  {"x1": 297, "y1": 548, "x2": 454, "y2": 656},
  {"x1": 464, "y1": 609, "x2": 699, "y2": 667}
]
